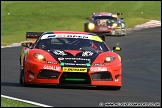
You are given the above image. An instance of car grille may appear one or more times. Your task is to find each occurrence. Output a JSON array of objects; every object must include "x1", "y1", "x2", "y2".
[
  {"x1": 59, "y1": 72, "x2": 91, "y2": 84},
  {"x1": 91, "y1": 71, "x2": 112, "y2": 81},
  {"x1": 37, "y1": 69, "x2": 61, "y2": 79}
]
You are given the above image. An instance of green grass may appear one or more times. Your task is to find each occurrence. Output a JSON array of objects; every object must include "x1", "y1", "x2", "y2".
[
  {"x1": 1, "y1": 97, "x2": 39, "y2": 107},
  {"x1": 1, "y1": 1, "x2": 161, "y2": 46}
]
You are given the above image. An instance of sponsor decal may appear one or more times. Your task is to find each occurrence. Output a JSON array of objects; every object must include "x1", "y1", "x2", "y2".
[
  {"x1": 53, "y1": 34, "x2": 67, "y2": 38},
  {"x1": 63, "y1": 67, "x2": 87, "y2": 72},
  {"x1": 55, "y1": 34, "x2": 90, "y2": 39},
  {"x1": 90, "y1": 67, "x2": 107, "y2": 72},
  {"x1": 43, "y1": 65, "x2": 61, "y2": 71},
  {"x1": 93, "y1": 63, "x2": 105, "y2": 66},
  {"x1": 41, "y1": 34, "x2": 103, "y2": 42},
  {"x1": 41, "y1": 34, "x2": 56, "y2": 39},
  {"x1": 64, "y1": 63, "x2": 87, "y2": 66},
  {"x1": 58, "y1": 57, "x2": 64, "y2": 61},
  {"x1": 64, "y1": 57, "x2": 90, "y2": 61},
  {"x1": 82, "y1": 51, "x2": 93, "y2": 56},
  {"x1": 53, "y1": 50, "x2": 67, "y2": 56},
  {"x1": 41, "y1": 34, "x2": 94, "y2": 40},
  {"x1": 76, "y1": 63, "x2": 87, "y2": 66},
  {"x1": 65, "y1": 63, "x2": 75, "y2": 65},
  {"x1": 46, "y1": 61, "x2": 58, "y2": 64},
  {"x1": 67, "y1": 34, "x2": 89, "y2": 39},
  {"x1": 48, "y1": 35, "x2": 56, "y2": 38}
]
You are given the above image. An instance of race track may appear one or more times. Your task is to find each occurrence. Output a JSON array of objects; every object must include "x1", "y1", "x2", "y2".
[{"x1": 1, "y1": 27, "x2": 161, "y2": 107}]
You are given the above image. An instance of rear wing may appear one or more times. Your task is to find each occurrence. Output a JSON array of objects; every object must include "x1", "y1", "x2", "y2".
[{"x1": 26, "y1": 32, "x2": 44, "y2": 40}]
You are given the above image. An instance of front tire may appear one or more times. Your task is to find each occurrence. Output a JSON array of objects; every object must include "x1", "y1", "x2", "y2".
[
  {"x1": 19, "y1": 63, "x2": 29, "y2": 87},
  {"x1": 19, "y1": 69, "x2": 23, "y2": 85},
  {"x1": 109, "y1": 86, "x2": 121, "y2": 90}
]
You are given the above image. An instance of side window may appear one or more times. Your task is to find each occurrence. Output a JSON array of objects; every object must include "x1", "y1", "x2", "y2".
[
  {"x1": 93, "y1": 41, "x2": 109, "y2": 51},
  {"x1": 35, "y1": 39, "x2": 51, "y2": 49},
  {"x1": 51, "y1": 38, "x2": 60, "y2": 44}
]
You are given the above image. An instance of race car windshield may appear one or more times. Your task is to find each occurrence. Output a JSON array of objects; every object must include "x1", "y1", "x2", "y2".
[
  {"x1": 35, "y1": 38, "x2": 109, "y2": 52},
  {"x1": 93, "y1": 16, "x2": 117, "y2": 22}
]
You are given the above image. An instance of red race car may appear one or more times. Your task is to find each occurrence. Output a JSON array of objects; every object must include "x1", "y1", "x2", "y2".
[
  {"x1": 20, "y1": 31, "x2": 122, "y2": 90},
  {"x1": 84, "y1": 12, "x2": 126, "y2": 37}
]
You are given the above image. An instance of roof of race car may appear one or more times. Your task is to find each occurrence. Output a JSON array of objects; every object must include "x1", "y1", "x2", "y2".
[{"x1": 41, "y1": 31, "x2": 103, "y2": 42}]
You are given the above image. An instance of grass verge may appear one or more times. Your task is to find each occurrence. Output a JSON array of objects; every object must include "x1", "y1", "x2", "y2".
[
  {"x1": 1, "y1": 97, "x2": 39, "y2": 107},
  {"x1": 1, "y1": 1, "x2": 161, "y2": 46}
]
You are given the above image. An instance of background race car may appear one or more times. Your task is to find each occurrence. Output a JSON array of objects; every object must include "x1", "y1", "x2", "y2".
[
  {"x1": 84, "y1": 12, "x2": 126, "y2": 37},
  {"x1": 20, "y1": 31, "x2": 122, "y2": 90}
]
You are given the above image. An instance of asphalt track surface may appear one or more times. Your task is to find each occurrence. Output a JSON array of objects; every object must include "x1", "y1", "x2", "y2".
[{"x1": 1, "y1": 27, "x2": 161, "y2": 107}]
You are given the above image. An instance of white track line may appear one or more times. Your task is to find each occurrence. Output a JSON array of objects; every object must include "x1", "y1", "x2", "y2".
[{"x1": 1, "y1": 95, "x2": 53, "y2": 107}]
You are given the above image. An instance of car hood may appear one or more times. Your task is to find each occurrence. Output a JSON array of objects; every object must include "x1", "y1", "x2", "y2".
[{"x1": 48, "y1": 49, "x2": 101, "y2": 67}]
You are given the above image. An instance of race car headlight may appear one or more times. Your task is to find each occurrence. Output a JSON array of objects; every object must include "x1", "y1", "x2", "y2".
[
  {"x1": 88, "y1": 23, "x2": 95, "y2": 30},
  {"x1": 33, "y1": 53, "x2": 46, "y2": 61},
  {"x1": 112, "y1": 23, "x2": 117, "y2": 27},
  {"x1": 104, "y1": 56, "x2": 116, "y2": 63}
]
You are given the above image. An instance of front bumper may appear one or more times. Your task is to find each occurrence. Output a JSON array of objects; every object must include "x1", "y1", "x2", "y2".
[{"x1": 24, "y1": 60, "x2": 122, "y2": 86}]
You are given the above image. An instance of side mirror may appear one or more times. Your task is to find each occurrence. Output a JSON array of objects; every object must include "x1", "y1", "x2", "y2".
[
  {"x1": 21, "y1": 42, "x2": 33, "y2": 48},
  {"x1": 100, "y1": 35, "x2": 105, "y2": 41},
  {"x1": 112, "y1": 47, "x2": 121, "y2": 51},
  {"x1": 21, "y1": 43, "x2": 27, "y2": 47}
]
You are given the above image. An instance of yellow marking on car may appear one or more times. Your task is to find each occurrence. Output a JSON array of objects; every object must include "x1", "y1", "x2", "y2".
[
  {"x1": 115, "y1": 27, "x2": 121, "y2": 29},
  {"x1": 117, "y1": 55, "x2": 121, "y2": 61},
  {"x1": 63, "y1": 67, "x2": 87, "y2": 72},
  {"x1": 92, "y1": 36, "x2": 103, "y2": 42}
]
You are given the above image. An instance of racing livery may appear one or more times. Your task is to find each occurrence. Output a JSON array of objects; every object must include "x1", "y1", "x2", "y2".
[
  {"x1": 84, "y1": 12, "x2": 126, "y2": 36},
  {"x1": 20, "y1": 31, "x2": 122, "y2": 90}
]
